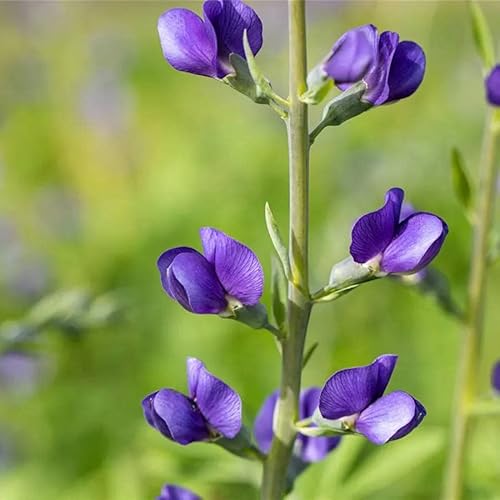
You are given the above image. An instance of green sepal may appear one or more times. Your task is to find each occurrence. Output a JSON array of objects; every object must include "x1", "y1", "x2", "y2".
[
  {"x1": 468, "y1": 0, "x2": 495, "y2": 71},
  {"x1": 300, "y1": 64, "x2": 334, "y2": 105},
  {"x1": 214, "y1": 426, "x2": 264, "y2": 461},
  {"x1": 310, "y1": 81, "x2": 372, "y2": 144},
  {"x1": 451, "y1": 147, "x2": 474, "y2": 220},
  {"x1": 226, "y1": 302, "x2": 269, "y2": 330},
  {"x1": 224, "y1": 53, "x2": 269, "y2": 104}
]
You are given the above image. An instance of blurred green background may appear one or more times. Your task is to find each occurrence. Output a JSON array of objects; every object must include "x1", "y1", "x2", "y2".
[{"x1": 1, "y1": 1, "x2": 499, "y2": 499}]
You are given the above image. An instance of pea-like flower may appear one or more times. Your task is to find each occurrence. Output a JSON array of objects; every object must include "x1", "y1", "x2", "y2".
[
  {"x1": 485, "y1": 65, "x2": 500, "y2": 106},
  {"x1": 324, "y1": 24, "x2": 426, "y2": 105},
  {"x1": 254, "y1": 388, "x2": 341, "y2": 463},
  {"x1": 492, "y1": 361, "x2": 500, "y2": 394},
  {"x1": 318, "y1": 355, "x2": 426, "y2": 445},
  {"x1": 157, "y1": 0, "x2": 263, "y2": 79},
  {"x1": 350, "y1": 187, "x2": 448, "y2": 275},
  {"x1": 142, "y1": 357, "x2": 242, "y2": 445},
  {"x1": 157, "y1": 484, "x2": 200, "y2": 500},
  {"x1": 157, "y1": 227, "x2": 264, "y2": 315}
]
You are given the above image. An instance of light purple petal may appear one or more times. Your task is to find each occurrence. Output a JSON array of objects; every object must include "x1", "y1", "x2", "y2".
[
  {"x1": 200, "y1": 227, "x2": 264, "y2": 306},
  {"x1": 350, "y1": 188, "x2": 404, "y2": 264},
  {"x1": 168, "y1": 252, "x2": 227, "y2": 313},
  {"x1": 254, "y1": 390, "x2": 279, "y2": 454},
  {"x1": 324, "y1": 24, "x2": 378, "y2": 84},
  {"x1": 399, "y1": 202, "x2": 416, "y2": 221},
  {"x1": 492, "y1": 361, "x2": 500, "y2": 393},
  {"x1": 158, "y1": 484, "x2": 201, "y2": 500},
  {"x1": 381, "y1": 212, "x2": 448, "y2": 274},
  {"x1": 389, "y1": 396, "x2": 426, "y2": 441},
  {"x1": 190, "y1": 359, "x2": 242, "y2": 438},
  {"x1": 364, "y1": 31, "x2": 399, "y2": 105},
  {"x1": 319, "y1": 355, "x2": 398, "y2": 420},
  {"x1": 157, "y1": 247, "x2": 199, "y2": 297},
  {"x1": 187, "y1": 357, "x2": 204, "y2": 399},
  {"x1": 153, "y1": 389, "x2": 210, "y2": 445},
  {"x1": 158, "y1": 9, "x2": 218, "y2": 78},
  {"x1": 356, "y1": 391, "x2": 424, "y2": 445},
  {"x1": 386, "y1": 41, "x2": 426, "y2": 103},
  {"x1": 204, "y1": 0, "x2": 263, "y2": 77},
  {"x1": 486, "y1": 65, "x2": 500, "y2": 106}
]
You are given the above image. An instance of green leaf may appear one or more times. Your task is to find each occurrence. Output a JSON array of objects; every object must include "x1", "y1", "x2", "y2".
[
  {"x1": 300, "y1": 65, "x2": 333, "y2": 105},
  {"x1": 302, "y1": 341, "x2": 318, "y2": 369},
  {"x1": 468, "y1": 1, "x2": 495, "y2": 70},
  {"x1": 271, "y1": 255, "x2": 287, "y2": 333},
  {"x1": 451, "y1": 147, "x2": 473, "y2": 214},
  {"x1": 265, "y1": 202, "x2": 291, "y2": 281}
]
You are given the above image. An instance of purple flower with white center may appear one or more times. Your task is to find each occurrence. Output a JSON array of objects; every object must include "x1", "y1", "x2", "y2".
[
  {"x1": 158, "y1": 0, "x2": 263, "y2": 79},
  {"x1": 324, "y1": 24, "x2": 425, "y2": 105},
  {"x1": 492, "y1": 361, "x2": 500, "y2": 394},
  {"x1": 157, "y1": 484, "x2": 201, "y2": 500},
  {"x1": 142, "y1": 357, "x2": 242, "y2": 445},
  {"x1": 157, "y1": 227, "x2": 264, "y2": 315},
  {"x1": 485, "y1": 65, "x2": 500, "y2": 106},
  {"x1": 350, "y1": 187, "x2": 448, "y2": 275},
  {"x1": 254, "y1": 388, "x2": 341, "y2": 463},
  {"x1": 318, "y1": 355, "x2": 426, "y2": 445}
]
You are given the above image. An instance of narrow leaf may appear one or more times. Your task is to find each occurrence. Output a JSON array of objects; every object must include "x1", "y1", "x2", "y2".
[
  {"x1": 271, "y1": 255, "x2": 287, "y2": 332},
  {"x1": 302, "y1": 342, "x2": 319, "y2": 369},
  {"x1": 451, "y1": 147, "x2": 473, "y2": 212},
  {"x1": 468, "y1": 1, "x2": 495, "y2": 70},
  {"x1": 266, "y1": 202, "x2": 291, "y2": 281}
]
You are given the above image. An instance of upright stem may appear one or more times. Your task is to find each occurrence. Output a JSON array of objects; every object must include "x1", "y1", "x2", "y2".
[
  {"x1": 261, "y1": 1, "x2": 310, "y2": 498},
  {"x1": 443, "y1": 110, "x2": 499, "y2": 500}
]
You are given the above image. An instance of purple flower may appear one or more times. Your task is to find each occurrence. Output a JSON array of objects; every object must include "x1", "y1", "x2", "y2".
[
  {"x1": 142, "y1": 357, "x2": 242, "y2": 445},
  {"x1": 254, "y1": 388, "x2": 341, "y2": 463},
  {"x1": 157, "y1": 484, "x2": 201, "y2": 500},
  {"x1": 157, "y1": 0, "x2": 263, "y2": 79},
  {"x1": 486, "y1": 65, "x2": 500, "y2": 106},
  {"x1": 492, "y1": 361, "x2": 500, "y2": 394},
  {"x1": 324, "y1": 24, "x2": 425, "y2": 105},
  {"x1": 0, "y1": 351, "x2": 42, "y2": 394},
  {"x1": 319, "y1": 355, "x2": 426, "y2": 445},
  {"x1": 157, "y1": 227, "x2": 264, "y2": 315},
  {"x1": 350, "y1": 187, "x2": 448, "y2": 275}
]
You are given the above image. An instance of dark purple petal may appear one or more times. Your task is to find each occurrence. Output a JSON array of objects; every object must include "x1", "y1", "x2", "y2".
[
  {"x1": 486, "y1": 65, "x2": 500, "y2": 106},
  {"x1": 204, "y1": 0, "x2": 263, "y2": 77},
  {"x1": 158, "y1": 484, "x2": 201, "y2": 500},
  {"x1": 167, "y1": 252, "x2": 227, "y2": 313},
  {"x1": 319, "y1": 355, "x2": 398, "y2": 420},
  {"x1": 153, "y1": 389, "x2": 210, "y2": 445},
  {"x1": 350, "y1": 188, "x2": 404, "y2": 264},
  {"x1": 492, "y1": 361, "x2": 500, "y2": 393},
  {"x1": 158, "y1": 8, "x2": 218, "y2": 78},
  {"x1": 142, "y1": 391, "x2": 174, "y2": 440},
  {"x1": 157, "y1": 247, "x2": 199, "y2": 297},
  {"x1": 355, "y1": 391, "x2": 425, "y2": 445},
  {"x1": 380, "y1": 212, "x2": 448, "y2": 274},
  {"x1": 254, "y1": 390, "x2": 279, "y2": 454},
  {"x1": 200, "y1": 227, "x2": 264, "y2": 306},
  {"x1": 188, "y1": 358, "x2": 242, "y2": 438},
  {"x1": 364, "y1": 31, "x2": 399, "y2": 105},
  {"x1": 386, "y1": 41, "x2": 425, "y2": 103},
  {"x1": 324, "y1": 24, "x2": 378, "y2": 84}
]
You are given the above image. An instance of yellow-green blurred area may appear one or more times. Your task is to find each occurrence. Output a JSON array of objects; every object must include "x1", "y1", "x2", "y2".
[{"x1": 1, "y1": 0, "x2": 500, "y2": 498}]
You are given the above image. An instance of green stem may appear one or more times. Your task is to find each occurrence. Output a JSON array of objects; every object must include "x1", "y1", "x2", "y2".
[
  {"x1": 261, "y1": 1, "x2": 310, "y2": 498},
  {"x1": 442, "y1": 110, "x2": 499, "y2": 500}
]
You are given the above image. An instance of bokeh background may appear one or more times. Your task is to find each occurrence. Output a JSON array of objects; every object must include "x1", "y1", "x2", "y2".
[{"x1": 1, "y1": 1, "x2": 500, "y2": 499}]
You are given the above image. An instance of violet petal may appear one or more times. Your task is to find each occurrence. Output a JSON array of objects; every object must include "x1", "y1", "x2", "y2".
[
  {"x1": 157, "y1": 247, "x2": 199, "y2": 297},
  {"x1": 319, "y1": 355, "x2": 398, "y2": 420},
  {"x1": 386, "y1": 41, "x2": 426, "y2": 103},
  {"x1": 350, "y1": 188, "x2": 404, "y2": 264},
  {"x1": 356, "y1": 391, "x2": 424, "y2": 445},
  {"x1": 486, "y1": 65, "x2": 500, "y2": 106},
  {"x1": 158, "y1": 8, "x2": 218, "y2": 78},
  {"x1": 153, "y1": 389, "x2": 210, "y2": 445},
  {"x1": 142, "y1": 391, "x2": 173, "y2": 439},
  {"x1": 492, "y1": 360, "x2": 500, "y2": 393},
  {"x1": 254, "y1": 390, "x2": 279, "y2": 454},
  {"x1": 158, "y1": 484, "x2": 201, "y2": 500},
  {"x1": 389, "y1": 396, "x2": 426, "y2": 441},
  {"x1": 200, "y1": 227, "x2": 264, "y2": 306},
  {"x1": 381, "y1": 212, "x2": 448, "y2": 274}
]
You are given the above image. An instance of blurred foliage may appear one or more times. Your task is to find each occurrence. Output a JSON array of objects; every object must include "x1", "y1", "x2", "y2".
[{"x1": 0, "y1": 1, "x2": 500, "y2": 499}]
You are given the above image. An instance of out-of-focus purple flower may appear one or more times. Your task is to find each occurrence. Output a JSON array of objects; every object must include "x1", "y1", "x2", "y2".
[
  {"x1": 486, "y1": 65, "x2": 500, "y2": 106},
  {"x1": 0, "y1": 351, "x2": 41, "y2": 394},
  {"x1": 492, "y1": 361, "x2": 500, "y2": 394},
  {"x1": 254, "y1": 388, "x2": 341, "y2": 463},
  {"x1": 319, "y1": 355, "x2": 426, "y2": 445},
  {"x1": 157, "y1": 227, "x2": 264, "y2": 315},
  {"x1": 157, "y1": 484, "x2": 201, "y2": 500},
  {"x1": 142, "y1": 357, "x2": 241, "y2": 445},
  {"x1": 350, "y1": 187, "x2": 448, "y2": 275},
  {"x1": 323, "y1": 24, "x2": 425, "y2": 105},
  {"x1": 157, "y1": 0, "x2": 263, "y2": 79}
]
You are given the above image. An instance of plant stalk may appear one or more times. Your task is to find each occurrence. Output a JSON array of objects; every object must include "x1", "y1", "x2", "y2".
[
  {"x1": 261, "y1": 1, "x2": 310, "y2": 498},
  {"x1": 442, "y1": 110, "x2": 499, "y2": 500}
]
